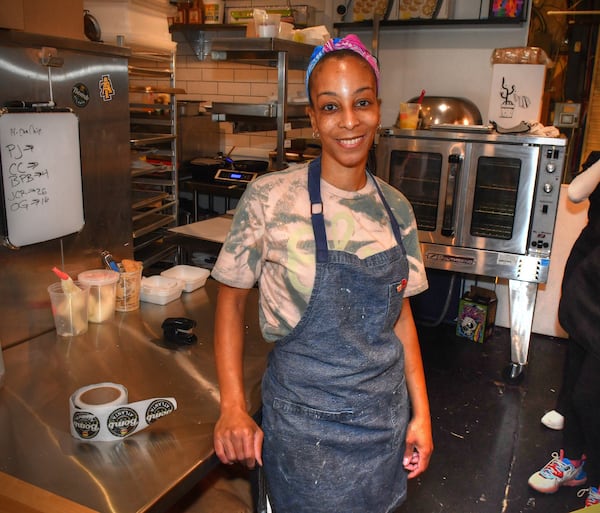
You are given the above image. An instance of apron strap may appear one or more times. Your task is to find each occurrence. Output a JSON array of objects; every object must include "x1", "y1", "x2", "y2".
[
  {"x1": 371, "y1": 173, "x2": 404, "y2": 246},
  {"x1": 308, "y1": 158, "x2": 329, "y2": 264},
  {"x1": 308, "y1": 157, "x2": 404, "y2": 263}
]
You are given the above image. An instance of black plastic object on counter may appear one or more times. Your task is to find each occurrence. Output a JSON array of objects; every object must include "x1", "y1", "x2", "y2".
[{"x1": 162, "y1": 317, "x2": 197, "y2": 345}]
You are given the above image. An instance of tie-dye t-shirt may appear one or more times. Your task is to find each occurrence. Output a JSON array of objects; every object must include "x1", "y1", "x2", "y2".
[{"x1": 211, "y1": 162, "x2": 428, "y2": 342}]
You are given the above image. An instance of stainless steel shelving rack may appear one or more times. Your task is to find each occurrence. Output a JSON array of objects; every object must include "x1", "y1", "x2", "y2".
[
  {"x1": 209, "y1": 37, "x2": 315, "y2": 170},
  {"x1": 128, "y1": 48, "x2": 183, "y2": 268}
]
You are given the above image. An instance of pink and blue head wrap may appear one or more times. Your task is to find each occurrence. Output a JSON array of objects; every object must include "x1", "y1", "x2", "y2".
[{"x1": 305, "y1": 34, "x2": 380, "y2": 98}]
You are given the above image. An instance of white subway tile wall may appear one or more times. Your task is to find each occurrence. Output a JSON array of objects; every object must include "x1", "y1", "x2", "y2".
[
  {"x1": 173, "y1": 0, "x2": 328, "y2": 157},
  {"x1": 175, "y1": 43, "x2": 312, "y2": 157}
]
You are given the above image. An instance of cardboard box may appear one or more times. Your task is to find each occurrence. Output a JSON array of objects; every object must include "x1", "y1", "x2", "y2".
[
  {"x1": 456, "y1": 286, "x2": 497, "y2": 343},
  {"x1": 83, "y1": 0, "x2": 176, "y2": 50},
  {"x1": 487, "y1": 63, "x2": 546, "y2": 124},
  {"x1": 0, "y1": 0, "x2": 85, "y2": 40},
  {"x1": 0, "y1": 1, "x2": 25, "y2": 31}
]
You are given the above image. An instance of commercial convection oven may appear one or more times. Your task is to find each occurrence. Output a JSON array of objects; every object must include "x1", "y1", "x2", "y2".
[{"x1": 376, "y1": 127, "x2": 567, "y2": 381}]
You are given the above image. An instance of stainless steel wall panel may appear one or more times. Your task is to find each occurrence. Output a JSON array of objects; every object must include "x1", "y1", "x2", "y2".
[{"x1": 0, "y1": 34, "x2": 131, "y2": 347}]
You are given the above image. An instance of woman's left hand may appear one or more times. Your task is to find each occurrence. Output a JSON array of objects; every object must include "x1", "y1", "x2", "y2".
[{"x1": 402, "y1": 416, "x2": 433, "y2": 479}]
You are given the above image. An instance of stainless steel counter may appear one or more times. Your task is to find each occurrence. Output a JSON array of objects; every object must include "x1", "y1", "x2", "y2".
[{"x1": 0, "y1": 279, "x2": 270, "y2": 513}]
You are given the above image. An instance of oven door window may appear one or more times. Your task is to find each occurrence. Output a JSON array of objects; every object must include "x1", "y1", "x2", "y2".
[
  {"x1": 471, "y1": 156, "x2": 521, "y2": 240},
  {"x1": 461, "y1": 144, "x2": 539, "y2": 256},
  {"x1": 389, "y1": 150, "x2": 442, "y2": 231}
]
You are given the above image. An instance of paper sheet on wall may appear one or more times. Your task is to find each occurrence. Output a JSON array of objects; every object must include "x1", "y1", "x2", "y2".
[{"x1": 0, "y1": 111, "x2": 85, "y2": 247}]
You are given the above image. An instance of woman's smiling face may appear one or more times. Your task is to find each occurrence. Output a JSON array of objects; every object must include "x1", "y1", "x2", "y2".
[{"x1": 307, "y1": 52, "x2": 380, "y2": 179}]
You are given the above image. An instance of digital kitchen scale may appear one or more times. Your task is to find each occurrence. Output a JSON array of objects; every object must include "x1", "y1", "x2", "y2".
[{"x1": 213, "y1": 168, "x2": 258, "y2": 184}]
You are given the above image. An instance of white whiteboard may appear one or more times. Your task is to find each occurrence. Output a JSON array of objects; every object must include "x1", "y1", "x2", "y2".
[{"x1": 0, "y1": 111, "x2": 85, "y2": 247}]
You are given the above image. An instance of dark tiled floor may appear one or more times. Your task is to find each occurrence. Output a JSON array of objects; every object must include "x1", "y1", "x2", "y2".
[
  {"x1": 177, "y1": 319, "x2": 585, "y2": 513},
  {"x1": 399, "y1": 322, "x2": 583, "y2": 513}
]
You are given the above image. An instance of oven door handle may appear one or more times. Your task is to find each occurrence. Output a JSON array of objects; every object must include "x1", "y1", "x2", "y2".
[{"x1": 441, "y1": 153, "x2": 462, "y2": 237}]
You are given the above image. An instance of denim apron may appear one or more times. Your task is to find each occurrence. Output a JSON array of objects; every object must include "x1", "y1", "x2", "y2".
[{"x1": 261, "y1": 158, "x2": 410, "y2": 513}]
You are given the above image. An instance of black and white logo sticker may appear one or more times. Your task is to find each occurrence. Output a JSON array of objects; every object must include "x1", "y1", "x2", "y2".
[
  {"x1": 146, "y1": 399, "x2": 176, "y2": 424},
  {"x1": 72, "y1": 411, "x2": 101, "y2": 439},
  {"x1": 107, "y1": 407, "x2": 139, "y2": 438},
  {"x1": 71, "y1": 83, "x2": 90, "y2": 108}
]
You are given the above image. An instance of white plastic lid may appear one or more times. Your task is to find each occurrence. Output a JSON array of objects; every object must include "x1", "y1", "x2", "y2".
[
  {"x1": 161, "y1": 265, "x2": 210, "y2": 281},
  {"x1": 78, "y1": 269, "x2": 120, "y2": 286},
  {"x1": 141, "y1": 275, "x2": 183, "y2": 295}
]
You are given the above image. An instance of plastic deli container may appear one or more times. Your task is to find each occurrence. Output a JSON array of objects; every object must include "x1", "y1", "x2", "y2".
[
  {"x1": 140, "y1": 276, "x2": 184, "y2": 305},
  {"x1": 77, "y1": 270, "x2": 120, "y2": 323},
  {"x1": 160, "y1": 265, "x2": 210, "y2": 292},
  {"x1": 48, "y1": 281, "x2": 89, "y2": 335},
  {"x1": 115, "y1": 268, "x2": 142, "y2": 312}
]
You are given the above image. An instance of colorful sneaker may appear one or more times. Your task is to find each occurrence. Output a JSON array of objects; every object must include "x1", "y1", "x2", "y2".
[
  {"x1": 528, "y1": 450, "x2": 587, "y2": 493},
  {"x1": 577, "y1": 486, "x2": 600, "y2": 507}
]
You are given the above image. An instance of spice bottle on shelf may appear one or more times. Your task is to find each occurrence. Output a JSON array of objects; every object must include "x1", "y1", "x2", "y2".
[
  {"x1": 188, "y1": 0, "x2": 204, "y2": 24},
  {"x1": 175, "y1": 1, "x2": 189, "y2": 24},
  {"x1": 203, "y1": 0, "x2": 222, "y2": 23}
]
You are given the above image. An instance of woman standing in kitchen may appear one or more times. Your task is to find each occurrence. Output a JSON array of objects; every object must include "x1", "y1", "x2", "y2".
[{"x1": 211, "y1": 34, "x2": 433, "y2": 513}]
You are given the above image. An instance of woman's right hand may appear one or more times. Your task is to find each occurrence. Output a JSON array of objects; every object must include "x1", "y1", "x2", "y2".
[
  {"x1": 213, "y1": 283, "x2": 262, "y2": 468},
  {"x1": 214, "y1": 408, "x2": 264, "y2": 469}
]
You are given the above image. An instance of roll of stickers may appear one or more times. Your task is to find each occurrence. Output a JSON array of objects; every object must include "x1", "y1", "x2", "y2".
[{"x1": 69, "y1": 382, "x2": 177, "y2": 442}]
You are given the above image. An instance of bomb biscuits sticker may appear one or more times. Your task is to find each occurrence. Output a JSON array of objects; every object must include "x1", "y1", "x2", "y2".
[
  {"x1": 69, "y1": 382, "x2": 178, "y2": 442},
  {"x1": 146, "y1": 399, "x2": 176, "y2": 424},
  {"x1": 108, "y1": 407, "x2": 139, "y2": 438},
  {"x1": 72, "y1": 411, "x2": 101, "y2": 439}
]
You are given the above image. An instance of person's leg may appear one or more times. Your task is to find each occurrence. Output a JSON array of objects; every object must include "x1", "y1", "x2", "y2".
[
  {"x1": 569, "y1": 348, "x2": 600, "y2": 507},
  {"x1": 562, "y1": 341, "x2": 588, "y2": 457},
  {"x1": 529, "y1": 342, "x2": 588, "y2": 493},
  {"x1": 542, "y1": 339, "x2": 584, "y2": 430},
  {"x1": 556, "y1": 341, "x2": 581, "y2": 414},
  {"x1": 555, "y1": 353, "x2": 570, "y2": 415}
]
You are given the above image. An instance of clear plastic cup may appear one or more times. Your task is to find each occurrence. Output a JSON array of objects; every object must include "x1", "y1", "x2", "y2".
[
  {"x1": 255, "y1": 13, "x2": 281, "y2": 38},
  {"x1": 398, "y1": 102, "x2": 421, "y2": 129},
  {"x1": 115, "y1": 268, "x2": 142, "y2": 312},
  {"x1": 48, "y1": 281, "x2": 89, "y2": 336},
  {"x1": 78, "y1": 269, "x2": 119, "y2": 323}
]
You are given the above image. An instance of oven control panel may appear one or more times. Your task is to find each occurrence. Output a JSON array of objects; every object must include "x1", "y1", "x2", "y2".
[
  {"x1": 214, "y1": 168, "x2": 258, "y2": 184},
  {"x1": 529, "y1": 145, "x2": 565, "y2": 256}
]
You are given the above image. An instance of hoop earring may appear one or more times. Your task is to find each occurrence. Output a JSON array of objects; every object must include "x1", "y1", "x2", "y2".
[{"x1": 312, "y1": 131, "x2": 320, "y2": 139}]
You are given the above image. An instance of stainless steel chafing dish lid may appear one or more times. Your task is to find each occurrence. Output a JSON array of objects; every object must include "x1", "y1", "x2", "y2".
[{"x1": 407, "y1": 96, "x2": 483, "y2": 128}]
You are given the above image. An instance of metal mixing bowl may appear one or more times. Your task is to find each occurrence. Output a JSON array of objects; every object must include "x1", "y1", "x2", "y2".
[{"x1": 406, "y1": 96, "x2": 483, "y2": 128}]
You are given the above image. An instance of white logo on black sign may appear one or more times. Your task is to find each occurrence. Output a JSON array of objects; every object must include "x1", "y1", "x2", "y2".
[{"x1": 72, "y1": 83, "x2": 90, "y2": 108}]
